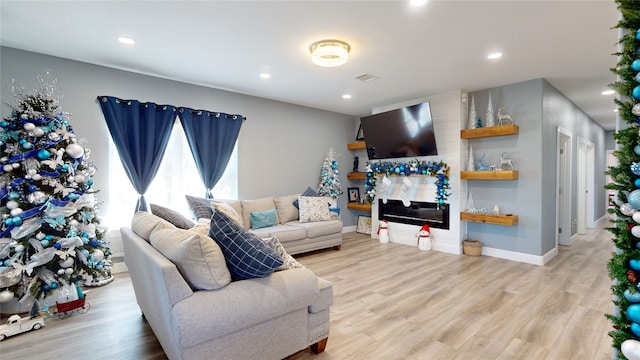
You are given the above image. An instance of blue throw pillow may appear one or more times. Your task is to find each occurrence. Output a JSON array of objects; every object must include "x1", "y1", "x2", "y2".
[
  {"x1": 251, "y1": 208, "x2": 278, "y2": 229},
  {"x1": 292, "y1": 186, "x2": 319, "y2": 209},
  {"x1": 208, "y1": 208, "x2": 283, "y2": 281}
]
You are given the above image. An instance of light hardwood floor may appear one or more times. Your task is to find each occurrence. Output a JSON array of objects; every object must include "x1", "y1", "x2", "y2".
[{"x1": 0, "y1": 220, "x2": 614, "y2": 360}]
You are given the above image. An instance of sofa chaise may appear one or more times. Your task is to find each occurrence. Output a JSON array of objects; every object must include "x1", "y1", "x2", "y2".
[{"x1": 122, "y1": 211, "x2": 333, "y2": 360}]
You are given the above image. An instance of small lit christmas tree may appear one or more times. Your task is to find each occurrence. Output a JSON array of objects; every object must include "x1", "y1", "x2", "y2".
[
  {"x1": 317, "y1": 148, "x2": 343, "y2": 203},
  {"x1": 0, "y1": 73, "x2": 112, "y2": 310}
]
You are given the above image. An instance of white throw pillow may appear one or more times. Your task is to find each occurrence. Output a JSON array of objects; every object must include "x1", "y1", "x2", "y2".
[
  {"x1": 211, "y1": 201, "x2": 244, "y2": 226},
  {"x1": 297, "y1": 196, "x2": 331, "y2": 223}
]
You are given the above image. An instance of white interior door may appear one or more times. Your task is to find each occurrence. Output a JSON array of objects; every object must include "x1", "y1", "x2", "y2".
[
  {"x1": 557, "y1": 128, "x2": 572, "y2": 246},
  {"x1": 576, "y1": 137, "x2": 587, "y2": 234},
  {"x1": 586, "y1": 141, "x2": 595, "y2": 228}
]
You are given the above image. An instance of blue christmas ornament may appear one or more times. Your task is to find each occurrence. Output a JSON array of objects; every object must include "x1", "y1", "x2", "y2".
[
  {"x1": 632, "y1": 59, "x2": 640, "y2": 72},
  {"x1": 53, "y1": 243, "x2": 61, "y2": 250},
  {"x1": 632, "y1": 163, "x2": 640, "y2": 176},
  {"x1": 91, "y1": 240, "x2": 100, "y2": 247},
  {"x1": 42, "y1": 284, "x2": 51, "y2": 291},
  {"x1": 40, "y1": 239, "x2": 50, "y2": 247},
  {"x1": 630, "y1": 190, "x2": 640, "y2": 209},
  {"x1": 636, "y1": 29, "x2": 640, "y2": 40},
  {"x1": 631, "y1": 259, "x2": 640, "y2": 271},
  {"x1": 50, "y1": 282, "x2": 58, "y2": 289},
  {"x1": 635, "y1": 178, "x2": 640, "y2": 188},
  {"x1": 27, "y1": 185, "x2": 37, "y2": 192},
  {"x1": 8, "y1": 191, "x2": 20, "y2": 200},
  {"x1": 632, "y1": 85, "x2": 640, "y2": 100},
  {"x1": 22, "y1": 142, "x2": 32, "y2": 149},
  {"x1": 625, "y1": 289, "x2": 640, "y2": 302},
  {"x1": 36, "y1": 149, "x2": 51, "y2": 160},
  {"x1": 11, "y1": 217, "x2": 21, "y2": 226},
  {"x1": 633, "y1": 323, "x2": 640, "y2": 338},
  {"x1": 628, "y1": 304, "x2": 640, "y2": 323}
]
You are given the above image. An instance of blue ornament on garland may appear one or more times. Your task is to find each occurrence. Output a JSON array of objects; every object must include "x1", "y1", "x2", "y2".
[
  {"x1": 630, "y1": 189, "x2": 640, "y2": 209},
  {"x1": 636, "y1": 29, "x2": 640, "y2": 40},
  {"x1": 36, "y1": 149, "x2": 50, "y2": 160},
  {"x1": 632, "y1": 163, "x2": 640, "y2": 176},
  {"x1": 633, "y1": 85, "x2": 640, "y2": 100},
  {"x1": 625, "y1": 289, "x2": 640, "y2": 303},
  {"x1": 633, "y1": 323, "x2": 640, "y2": 338},
  {"x1": 633, "y1": 59, "x2": 640, "y2": 72},
  {"x1": 635, "y1": 145, "x2": 640, "y2": 155},
  {"x1": 631, "y1": 259, "x2": 640, "y2": 271},
  {"x1": 635, "y1": 178, "x2": 640, "y2": 188}
]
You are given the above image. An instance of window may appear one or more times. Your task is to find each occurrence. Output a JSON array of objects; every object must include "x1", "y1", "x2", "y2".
[{"x1": 104, "y1": 120, "x2": 238, "y2": 229}]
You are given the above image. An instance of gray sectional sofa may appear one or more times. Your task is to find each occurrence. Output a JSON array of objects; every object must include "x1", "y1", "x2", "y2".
[
  {"x1": 122, "y1": 211, "x2": 334, "y2": 360},
  {"x1": 186, "y1": 194, "x2": 343, "y2": 255}
]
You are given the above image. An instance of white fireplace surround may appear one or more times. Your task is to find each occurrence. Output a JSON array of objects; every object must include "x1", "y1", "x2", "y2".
[{"x1": 370, "y1": 175, "x2": 461, "y2": 255}]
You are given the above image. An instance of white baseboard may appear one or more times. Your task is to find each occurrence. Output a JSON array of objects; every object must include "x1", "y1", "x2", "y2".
[
  {"x1": 481, "y1": 246, "x2": 547, "y2": 266},
  {"x1": 342, "y1": 225, "x2": 356, "y2": 233}
]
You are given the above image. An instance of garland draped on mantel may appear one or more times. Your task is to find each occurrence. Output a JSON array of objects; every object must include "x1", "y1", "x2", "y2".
[{"x1": 364, "y1": 160, "x2": 451, "y2": 205}]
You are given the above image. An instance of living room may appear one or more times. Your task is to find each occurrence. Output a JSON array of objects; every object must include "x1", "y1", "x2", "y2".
[{"x1": 0, "y1": 1, "x2": 624, "y2": 359}]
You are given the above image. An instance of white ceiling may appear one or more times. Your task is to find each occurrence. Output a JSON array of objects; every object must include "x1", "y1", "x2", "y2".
[{"x1": 0, "y1": 0, "x2": 620, "y2": 130}]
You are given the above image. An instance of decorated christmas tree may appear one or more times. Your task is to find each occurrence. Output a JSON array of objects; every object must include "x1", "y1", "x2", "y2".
[
  {"x1": 607, "y1": 2, "x2": 640, "y2": 359},
  {"x1": 0, "y1": 73, "x2": 112, "y2": 310},
  {"x1": 317, "y1": 148, "x2": 343, "y2": 202}
]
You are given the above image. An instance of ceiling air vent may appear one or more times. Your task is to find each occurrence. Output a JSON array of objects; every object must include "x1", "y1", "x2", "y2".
[{"x1": 355, "y1": 73, "x2": 379, "y2": 83}]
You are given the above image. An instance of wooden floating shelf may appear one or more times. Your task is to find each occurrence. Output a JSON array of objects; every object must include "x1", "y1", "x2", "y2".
[
  {"x1": 460, "y1": 124, "x2": 519, "y2": 139},
  {"x1": 460, "y1": 212, "x2": 518, "y2": 226},
  {"x1": 347, "y1": 202, "x2": 372, "y2": 211},
  {"x1": 460, "y1": 170, "x2": 518, "y2": 180},
  {"x1": 348, "y1": 172, "x2": 366, "y2": 180},
  {"x1": 347, "y1": 141, "x2": 367, "y2": 150}
]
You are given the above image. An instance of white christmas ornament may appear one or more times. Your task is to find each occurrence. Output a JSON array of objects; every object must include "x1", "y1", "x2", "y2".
[
  {"x1": 622, "y1": 203, "x2": 636, "y2": 216},
  {"x1": 23, "y1": 122, "x2": 35, "y2": 131},
  {"x1": 633, "y1": 103, "x2": 640, "y2": 116},
  {"x1": 632, "y1": 225, "x2": 640, "y2": 238},
  {"x1": 0, "y1": 290, "x2": 14, "y2": 303},
  {"x1": 622, "y1": 339, "x2": 640, "y2": 360},
  {"x1": 32, "y1": 127, "x2": 45, "y2": 137},
  {"x1": 6, "y1": 200, "x2": 19, "y2": 210},
  {"x1": 92, "y1": 249, "x2": 105, "y2": 263},
  {"x1": 634, "y1": 211, "x2": 640, "y2": 224},
  {"x1": 9, "y1": 208, "x2": 23, "y2": 217},
  {"x1": 65, "y1": 143, "x2": 84, "y2": 159},
  {"x1": 48, "y1": 132, "x2": 60, "y2": 141}
]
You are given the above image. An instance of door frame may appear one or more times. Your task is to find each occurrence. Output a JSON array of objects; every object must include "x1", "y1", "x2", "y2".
[{"x1": 556, "y1": 127, "x2": 573, "y2": 246}]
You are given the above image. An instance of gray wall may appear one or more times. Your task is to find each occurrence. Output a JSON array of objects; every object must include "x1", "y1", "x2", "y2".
[
  {"x1": 0, "y1": 47, "x2": 358, "y2": 226},
  {"x1": 468, "y1": 79, "x2": 607, "y2": 256},
  {"x1": 542, "y1": 80, "x2": 607, "y2": 246},
  {"x1": 467, "y1": 80, "x2": 544, "y2": 255}
]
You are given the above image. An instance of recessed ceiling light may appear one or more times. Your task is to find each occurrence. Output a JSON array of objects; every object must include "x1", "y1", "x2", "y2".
[
  {"x1": 259, "y1": 73, "x2": 271, "y2": 79},
  {"x1": 118, "y1": 37, "x2": 135, "y2": 45},
  {"x1": 487, "y1": 52, "x2": 502, "y2": 60},
  {"x1": 602, "y1": 89, "x2": 615, "y2": 95},
  {"x1": 410, "y1": 0, "x2": 428, "y2": 6},
  {"x1": 342, "y1": 94, "x2": 352, "y2": 100}
]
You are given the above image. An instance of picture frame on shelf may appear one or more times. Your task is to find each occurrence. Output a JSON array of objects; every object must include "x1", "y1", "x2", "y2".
[
  {"x1": 355, "y1": 124, "x2": 364, "y2": 141},
  {"x1": 356, "y1": 215, "x2": 372, "y2": 235},
  {"x1": 348, "y1": 187, "x2": 360, "y2": 203}
]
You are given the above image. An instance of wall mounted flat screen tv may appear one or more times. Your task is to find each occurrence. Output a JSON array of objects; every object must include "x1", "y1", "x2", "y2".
[{"x1": 360, "y1": 101, "x2": 438, "y2": 160}]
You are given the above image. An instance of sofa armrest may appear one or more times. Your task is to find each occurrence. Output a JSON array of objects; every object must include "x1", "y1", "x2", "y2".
[{"x1": 172, "y1": 267, "x2": 320, "y2": 348}]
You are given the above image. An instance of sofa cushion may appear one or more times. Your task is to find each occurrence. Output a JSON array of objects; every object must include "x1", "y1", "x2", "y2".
[
  {"x1": 297, "y1": 196, "x2": 332, "y2": 223},
  {"x1": 274, "y1": 194, "x2": 300, "y2": 224},
  {"x1": 185, "y1": 195, "x2": 213, "y2": 220},
  {"x1": 252, "y1": 224, "x2": 308, "y2": 243},
  {"x1": 209, "y1": 208, "x2": 283, "y2": 281},
  {"x1": 150, "y1": 203, "x2": 195, "y2": 229},
  {"x1": 241, "y1": 196, "x2": 277, "y2": 229},
  {"x1": 131, "y1": 211, "x2": 176, "y2": 241},
  {"x1": 262, "y1": 236, "x2": 304, "y2": 272},
  {"x1": 287, "y1": 219, "x2": 343, "y2": 238},
  {"x1": 211, "y1": 201, "x2": 244, "y2": 226},
  {"x1": 292, "y1": 187, "x2": 319, "y2": 208},
  {"x1": 149, "y1": 227, "x2": 231, "y2": 290},
  {"x1": 250, "y1": 208, "x2": 278, "y2": 229}
]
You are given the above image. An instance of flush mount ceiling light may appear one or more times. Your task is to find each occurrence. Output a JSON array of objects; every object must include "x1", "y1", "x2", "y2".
[
  {"x1": 309, "y1": 39, "x2": 351, "y2": 67},
  {"x1": 118, "y1": 37, "x2": 135, "y2": 45},
  {"x1": 602, "y1": 89, "x2": 615, "y2": 95}
]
